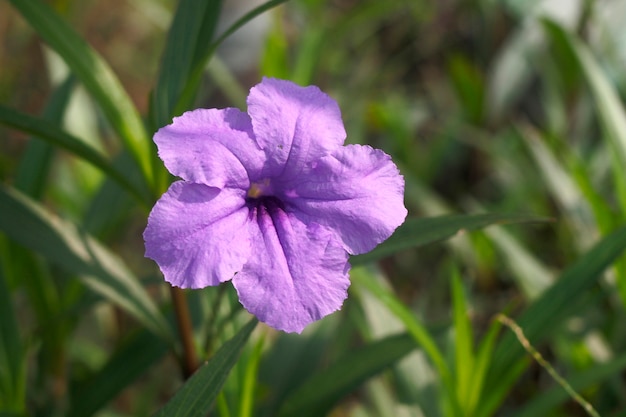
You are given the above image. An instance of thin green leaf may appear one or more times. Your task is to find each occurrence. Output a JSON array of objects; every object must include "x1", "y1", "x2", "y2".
[
  {"x1": 0, "y1": 105, "x2": 149, "y2": 205},
  {"x1": 174, "y1": 0, "x2": 291, "y2": 116},
  {"x1": 0, "y1": 185, "x2": 171, "y2": 341},
  {"x1": 240, "y1": 336, "x2": 265, "y2": 417},
  {"x1": 153, "y1": 318, "x2": 258, "y2": 417},
  {"x1": 466, "y1": 317, "x2": 502, "y2": 416},
  {"x1": 277, "y1": 333, "x2": 417, "y2": 417},
  {"x1": 0, "y1": 250, "x2": 25, "y2": 412},
  {"x1": 68, "y1": 330, "x2": 169, "y2": 417},
  {"x1": 7, "y1": 0, "x2": 153, "y2": 188},
  {"x1": 479, "y1": 225, "x2": 626, "y2": 417},
  {"x1": 542, "y1": 18, "x2": 626, "y2": 305},
  {"x1": 151, "y1": 0, "x2": 222, "y2": 129},
  {"x1": 451, "y1": 270, "x2": 474, "y2": 411},
  {"x1": 352, "y1": 213, "x2": 550, "y2": 266},
  {"x1": 513, "y1": 353, "x2": 626, "y2": 417},
  {"x1": 351, "y1": 268, "x2": 457, "y2": 411},
  {"x1": 542, "y1": 19, "x2": 626, "y2": 183},
  {"x1": 15, "y1": 75, "x2": 75, "y2": 199}
]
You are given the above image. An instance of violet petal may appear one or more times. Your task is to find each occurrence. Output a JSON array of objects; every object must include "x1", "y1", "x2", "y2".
[
  {"x1": 232, "y1": 202, "x2": 350, "y2": 333},
  {"x1": 154, "y1": 108, "x2": 265, "y2": 190},
  {"x1": 247, "y1": 78, "x2": 346, "y2": 178},
  {"x1": 288, "y1": 144, "x2": 407, "y2": 254},
  {"x1": 144, "y1": 181, "x2": 251, "y2": 288}
]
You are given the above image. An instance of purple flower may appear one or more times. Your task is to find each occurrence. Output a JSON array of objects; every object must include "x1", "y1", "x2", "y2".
[{"x1": 144, "y1": 78, "x2": 407, "y2": 333}]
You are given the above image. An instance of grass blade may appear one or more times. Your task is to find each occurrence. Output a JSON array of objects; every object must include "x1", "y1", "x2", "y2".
[
  {"x1": 0, "y1": 250, "x2": 25, "y2": 412},
  {"x1": 8, "y1": 0, "x2": 153, "y2": 188},
  {"x1": 0, "y1": 185, "x2": 171, "y2": 341},
  {"x1": 174, "y1": 0, "x2": 290, "y2": 116},
  {"x1": 153, "y1": 318, "x2": 257, "y2": 417},
  {"x1": 513, "y1": 353, "x2": 626, "y2": 417},
  {"x1": 352, "y1": 213, "x2": 550, "y2": 266},
  {"x1": 151, "y1": 0, "x2": 222, "y2": 129},
  {"x1": 479, "y1": 225, "x2": 626, "y2": 416},
  {"x1": 68, "y1": 330, "x2": 169, "y2": 417},
  {"x1": 14, "y1": 75, "x2": 75, "y2": 199},
  {"x1": 351, "y1": 268, "x2": 456, "y2": 410},
  {"x1": 0, "y1": 105, "x2": 149, "y2": 205},
  {"x1": 277, "y1": 333, "x2": 417, "y2": 417},
  {"x1": 451, "y1": 270, "x2": 475, "y2": 411}
]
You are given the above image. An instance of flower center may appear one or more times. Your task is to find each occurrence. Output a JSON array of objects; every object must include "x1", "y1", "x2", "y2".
[{"x1": 247, "y1": 178, "x2": 272, "y2": 199}]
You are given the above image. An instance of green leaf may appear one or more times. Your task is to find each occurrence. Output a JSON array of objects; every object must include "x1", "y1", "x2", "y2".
[
  {"x1": 153, "y1": 318, "x2": 258, "y2": 417},
  {"x1": 351, "y1": 268, "x2": 457, "y2": 411},
  {"x1": 542, "y1": 18, "x2": 626, "y2": 305},
  {"x1": 0, "y1": 185, "x2": 171, "y2": 341},
  {"x1": 0, "y1": 248, "x2": 25, "y2": 412},
  {"x1": 451, "y1": 269, "x2": 474, "y2": 411},
  {"x1": 352, "y1": 213, "x2": 550, "y2": 266},
  {"x1": 69, "y1": 330, "x2": 169, "y2": 417},
  {"x1": 447, "y1": 53, "x2": 485, "y2": 124},
  {"x1": 15, "y1": 75, "x2": 75, "y2": 199},
  {"x1": 513, "y1": 352, "x2": 626, "y2": 417},
  {"x1": 240, "y1": 336, "x2": 265, "y2": 417},
  {"x1": 466, "y1": 316, "x2": 502, "y2": 416},
  {"x1": 478, "y1": 225, "x2": 626, "y2": 417},
  {"x1": 151, "y1": 0, "x2": 222, "y2": 129},
  {"x1": 7, "y1": 0, "x2": 153, "y2": 188},
  {"x1": 0, "y1": 105, "x2": 149, "y2": 205},
  {"x1": 277, "y1": 333, "x2": 417, "y2": 417},
  {"x1": 542, "y1": 19, "x2": 626, "y2": 178},
  {"x1": 174, "y1": 0, "x2": 291, "y2": 116}
]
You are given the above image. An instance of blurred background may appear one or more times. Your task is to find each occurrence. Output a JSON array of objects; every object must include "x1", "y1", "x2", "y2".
[{"x1": 2, "y1": 0, "x2": 626, "y2": 416}]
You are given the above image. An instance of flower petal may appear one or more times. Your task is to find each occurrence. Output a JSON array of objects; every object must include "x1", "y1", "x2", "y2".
[
  {"x1": 232, "y1": 201, "x2": 350, "y2": 333},
  {"x1": 144, "y1": 181, "x2": 251, "y2": 288},
  {"x1": 154, "y1": 108, "x2": 265, "y2": 189},
  {"x1": 287, "y1": 144, "x2": 407, "y2": 254},
  {"x1": 247, "y1": 78, "x2": 346, "y2": 178}
]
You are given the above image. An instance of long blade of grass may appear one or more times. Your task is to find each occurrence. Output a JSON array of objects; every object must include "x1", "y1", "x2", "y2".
[
  {"x1": 351, "y1": 268, "x2": 457, "y2": 411},
  {"x1": 174, "y1": 0, "x2": 290, "y2": 116},
  {"x1": 542, "y1": 19, "x2": 626, "y2": 187},
  {"x1": 451, "y1": 270, "x2": 475, "y2": 411},
  {"x1": 478, "y1": 225, "x2": 626, "y2": 417},
  {"x1": 14, "y1": 75, "x2": 75, "y2": 199},
  {"x1": 352, "y1": 213, "x2": 550, "y2": 265},
  {"x1": 0, "y1": 250, "x2": 25, "y2": 412},
  {"x1": 7, "y1": 0, "x2": 153, "y2": 188},
  {"x1": 153, "y1": 318, "x2": 257, "y2": 417},
  {"x1": 151, "y1": 0, "x2": 222, "y2": 129},
  {"x1": 542, "y1": 18, "x2": 626, "y2": 305},
  {"x1": 68, "y1": 330, "x2": 169, "y2": 417},
  {"x1": 0, "y1": 105, "x2": 149, "y2": 205},
  {"x1": 466, "y1": 316, "x2": 503, "y2": 415},
  {"x1": 277, "y1": 333, "x2": 417, "y2": 417},
  {"x1": 239, "y1": 336, "x2": 265, "y2": 417},
  {"x1": 513, "y1": 353, "x2": 626, "y2": 417},
  {"x1": 0, "y1": 185, "x2": 171, "y2": 341}
]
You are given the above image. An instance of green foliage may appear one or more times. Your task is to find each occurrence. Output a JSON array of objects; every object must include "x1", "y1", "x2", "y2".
[
  {"x1": 153, "y1": 319, "x2": 257, "y2": 417},
  {"x1": 2, "y1": 0, "x2": 626, "y2": 415}
]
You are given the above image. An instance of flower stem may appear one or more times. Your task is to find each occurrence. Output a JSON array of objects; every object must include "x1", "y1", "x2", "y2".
[{"x1": 170, "y1": 287, "x2": 198, "y2": 378}]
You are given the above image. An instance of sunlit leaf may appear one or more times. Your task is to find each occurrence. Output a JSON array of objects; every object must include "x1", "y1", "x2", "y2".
[
  {"x1": 153, "y1": 319, "x2": 257, "y2": 417},
  {"x1": 0, "y1": 185, "x2": 171, "y2": 340},
  {"x1": 0, "y1": 105, "x2": 148, "y2": 206},
  {"x1": 478, "y1": 225, "x2": 626, "y2": 417},
  {"x1": 352, "y1": 213, "x2": 550, "y2": 265},
  {"x1": 7, "y1": 0, "x2": 153, "y2": 188},
  {"x1": 68, "y1": 330, "x2": 169, "y2": 417},
  {"x1": 277, "y1": 333, "x2": 417, "y2": 417}
]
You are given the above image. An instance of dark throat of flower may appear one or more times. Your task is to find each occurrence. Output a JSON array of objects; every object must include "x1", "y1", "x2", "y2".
[{"x1": 246, "y1": 179, "x2": 286, "y2": 221}]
